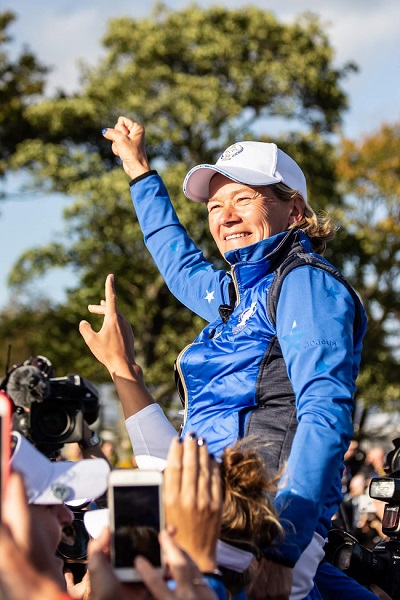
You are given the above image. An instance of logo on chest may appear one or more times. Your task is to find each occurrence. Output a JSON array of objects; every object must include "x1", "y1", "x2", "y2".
[{"x1": 231, "y1": 301, "x2": 257, "y2": 334}]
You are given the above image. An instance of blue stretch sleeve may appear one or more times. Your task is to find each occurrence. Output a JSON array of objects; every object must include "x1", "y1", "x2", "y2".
[
  {"x1": 130, "y1": 174, "x2": 229, "y2": 323},
  {"x1": 269, "y1": 266, "x2": 365, "y2": 565}
]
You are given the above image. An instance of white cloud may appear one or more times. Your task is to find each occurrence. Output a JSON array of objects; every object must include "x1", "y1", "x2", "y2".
[{"x1": 319, "y1": 3, "x2": 400, "y2": 62}]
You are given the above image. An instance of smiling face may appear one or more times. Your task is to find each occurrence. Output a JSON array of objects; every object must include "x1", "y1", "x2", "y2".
[{"x1": 207, "y1": 174, "x2": 304, "y2": 256}]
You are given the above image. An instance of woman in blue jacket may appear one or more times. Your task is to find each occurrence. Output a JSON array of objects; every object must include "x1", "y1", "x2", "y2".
[{"x1": 95, "y1": 118, "x2": 367, "y2": 600}]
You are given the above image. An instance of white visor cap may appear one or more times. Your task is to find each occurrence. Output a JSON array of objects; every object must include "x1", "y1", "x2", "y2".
[
  {"x1": 183, "y1": 141, "x2": 307, "y2": 203},
  {"x1": 11, "y1": 432, "x2": 110, "y2": 505}
]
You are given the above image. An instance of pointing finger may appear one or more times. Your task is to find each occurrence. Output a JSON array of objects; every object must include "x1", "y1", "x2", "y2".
[{"x1": 104, "y1": 274, "x2": 117, "y2": 316}]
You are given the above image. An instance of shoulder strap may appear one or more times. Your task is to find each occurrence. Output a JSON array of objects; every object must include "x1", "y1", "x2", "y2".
[{"x1": 267, "y1": 251, "x2": 363, "y2": 335}]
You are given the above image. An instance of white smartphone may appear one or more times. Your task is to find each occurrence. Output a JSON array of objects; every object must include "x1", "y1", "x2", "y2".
[
  {"x1": 0, "y1": 391, "x2": 12, "y2": 521},
  {"x1": 108, "y1": 469, "x2": 164, "y2": 581}
]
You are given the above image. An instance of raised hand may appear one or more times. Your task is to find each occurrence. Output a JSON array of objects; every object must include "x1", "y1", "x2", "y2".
[
  {"x1": 102, "y1": 117, "x2": 151, "y2": 180},
  {"x1": 79, "y1": 274, "x2": 154, "y2": 418},
  {"x1": 164, "y1": 436, "x2": 222, "y2": 573},
  {"x1": 79, "y1": 273, "x2": 135, "y2": 374}
]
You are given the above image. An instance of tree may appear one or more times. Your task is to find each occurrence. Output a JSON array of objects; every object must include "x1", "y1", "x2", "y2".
[
  {"x1": 2, "y1": 5, "x2": 356, "y2": 405},
  {"x1": 335, "y1": 121, "x2": 400, "y2": 412},
  {"x1": 0, "y1": 11, "x2": 48, "y2": 180}
]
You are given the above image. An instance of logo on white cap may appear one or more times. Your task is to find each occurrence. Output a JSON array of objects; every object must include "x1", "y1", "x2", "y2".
[
  {"x1": 219, "y1": 144, "x2": 244, "y2": 162},
  {"x1": 51, "y1": 483, "x2": 71, "y2": 502}
]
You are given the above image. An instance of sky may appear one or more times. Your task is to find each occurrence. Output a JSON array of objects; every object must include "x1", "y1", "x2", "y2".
[{"x1": 1, "y1": 0, "x2": 400, "y2": 310}]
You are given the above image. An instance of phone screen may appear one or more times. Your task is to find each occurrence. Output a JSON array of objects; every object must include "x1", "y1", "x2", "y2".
[{"x1": 112, "y1": 484, "x2": 161, "y2": 568}]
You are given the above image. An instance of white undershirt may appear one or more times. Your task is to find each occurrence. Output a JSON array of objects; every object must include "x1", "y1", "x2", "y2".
[{"x1": 125, "y1": 403, "x2": 175, "y2": 471}]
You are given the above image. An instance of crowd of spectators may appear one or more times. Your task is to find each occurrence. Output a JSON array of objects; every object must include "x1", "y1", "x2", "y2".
[
  {"x1": 0, "y1": 420, "x2": 393, "y2": 600},
  {"x1": 333, "y1": 440, "x2": 387, "y2": 549},
  {"x1": 0, "y1": 365, "x2": 394, "y2": 600}
]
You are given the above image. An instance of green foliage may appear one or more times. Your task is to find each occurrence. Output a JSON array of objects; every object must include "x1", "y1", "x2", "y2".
[
  {"x1": 1, "y1": 5, "x2": 369, "y2": 407},
  {"x1": 336, "y1": 121, "x2": 400, "y2": 410},
  {"x1": 0, "y1": 12, "x2": 48, "y2": 177},
  {"x1": 12, "y1": 5, "x2": 353, "y2": 180}
]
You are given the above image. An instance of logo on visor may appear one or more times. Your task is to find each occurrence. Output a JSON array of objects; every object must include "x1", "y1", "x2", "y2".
[
  {"x1": 51, "y1": 483, "x2": 71, "y2": 502},
  {"x1": 219, "y1": 144, "x2": 243, "y2": 162}
]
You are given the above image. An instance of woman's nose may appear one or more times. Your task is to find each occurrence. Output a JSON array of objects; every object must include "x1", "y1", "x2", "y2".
[
  {"x1": 57, "y1": 503, "x2": 74, "y2": 526},
  {"x1": 218, "y1": 203, "x2": 240, "y2": 224}
]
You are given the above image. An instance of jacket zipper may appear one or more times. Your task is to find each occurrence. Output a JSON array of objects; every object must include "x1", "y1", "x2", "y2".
[
  {"x1": 178, "y1": 272, "x2": 239, "y2": 430},
  {"x1": 176, "y1": 342, "x2": 202, "y2": 428},
  {"x1": 231, "y1": 264, "x2": 240, "y2": 305}
]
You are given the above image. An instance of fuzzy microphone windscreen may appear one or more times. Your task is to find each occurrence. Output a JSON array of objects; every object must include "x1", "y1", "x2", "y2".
[{"x1": 6, "y1": 365, "x2": 49, "y2": 409}]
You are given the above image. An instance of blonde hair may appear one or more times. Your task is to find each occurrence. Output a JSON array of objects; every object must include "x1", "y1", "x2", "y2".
[
  {"x1": 219, "y1": 439, "x2": 284, "y2": 595},
  {"x1": 220, "y1": 438, "x2": 283, "y2": 552},
  {"x1": 270, "y1": 183, "x2": 336, "y2": 255}
]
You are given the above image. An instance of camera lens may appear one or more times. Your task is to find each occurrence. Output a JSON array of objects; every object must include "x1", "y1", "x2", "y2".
[
  {"x1": 57, "y1": 516, "x2": 89, "y2": 562},
  {"x1": 336, "y1": 545, "x2": 353, "y2": 570},
  {"x1": 36, "y1": 405, "x2": 73, "y2": 438}
]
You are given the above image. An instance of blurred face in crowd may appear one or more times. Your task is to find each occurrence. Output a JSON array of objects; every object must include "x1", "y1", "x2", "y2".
[
  {"x1": 29, "y1": 503, "x2": 74, "y2": 587},
  {"x1": 207, "y1": 174, "x2": 304, "y2": 256}
]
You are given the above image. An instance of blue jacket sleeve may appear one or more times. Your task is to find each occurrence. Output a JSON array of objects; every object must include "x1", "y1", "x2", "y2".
[
  {"x1": 130, "y1": 173, "x2": 229, "y2": 323},
  {"x1": 266, "y1": 266, "x2": 366, "y2": 565}
]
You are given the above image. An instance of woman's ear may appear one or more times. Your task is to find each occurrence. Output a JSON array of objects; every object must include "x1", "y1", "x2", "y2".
[{"x1": 288, "y1": 194, "x2": 305, "y2": 226}]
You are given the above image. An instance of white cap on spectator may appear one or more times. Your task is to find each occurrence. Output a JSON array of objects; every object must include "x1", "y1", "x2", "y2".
[{"x1": 11, "y1": 431, "x2": 110, "y2": 505}]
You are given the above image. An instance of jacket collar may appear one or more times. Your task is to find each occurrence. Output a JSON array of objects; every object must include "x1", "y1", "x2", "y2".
[{"x1": 225, "y1": 229, "x2": 311, "y2": 291}]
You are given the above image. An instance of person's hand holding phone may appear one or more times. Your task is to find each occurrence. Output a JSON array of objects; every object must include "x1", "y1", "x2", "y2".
[
  {"x1": 88, "y1": 527, "x2": 218, "y2": 600},
  {"x1": 164, "y1": 435, "x2": 222, "y2": 573}
]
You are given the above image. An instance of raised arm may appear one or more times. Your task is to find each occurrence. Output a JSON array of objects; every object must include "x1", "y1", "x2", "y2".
[
  {"x1": 271, "y1": 267, "x2": 367, "y2": 565},
  {"x1": 79, "y1": 273, "x2": 155, "y2": 419},
  {"x1": 102, "y1": 118, "x2": 229, "y2": 323},
  {"x1": 79, "y1": 274, "x2": 176, "y2": 468}
]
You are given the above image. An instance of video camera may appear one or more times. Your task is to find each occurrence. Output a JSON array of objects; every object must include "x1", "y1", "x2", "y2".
[
  {"x1": 29, "y1": 374, "x2": 99, "y2": 442},
  {"x1": 1, "y1": 356, "x2": 102, "y2": 577},
  {"x1": 1, "y1": 356, "x2": 99, "y2": 457},
  {"x1": 325, "y1": 438, "x2": 400, "y2": 598}
]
